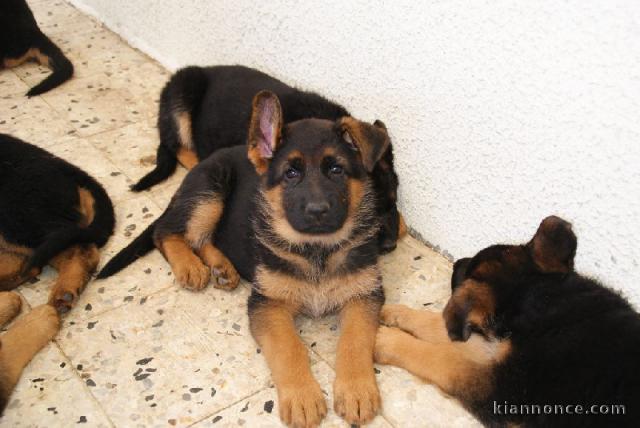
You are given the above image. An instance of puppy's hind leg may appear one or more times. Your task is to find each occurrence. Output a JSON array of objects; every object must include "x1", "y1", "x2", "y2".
[
  {"x1": 0, "y1": 292, "x2": 22, "y2": 327},
  {"x1": 0, "y1": 305, "x2": 60, "y2": 410},
  {"x1": 48, "y1": 245, "x2": 100, "y2": 314},
  {"x1": 0, "y1": 250, "x2": 40, "y2": 291}
]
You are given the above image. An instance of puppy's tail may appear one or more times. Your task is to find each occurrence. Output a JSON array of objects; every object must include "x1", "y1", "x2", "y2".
[
  {"x1": 26, "y1": 174, "x2": 115, "y2": 270},
  {"x1": 26, "y1": 33, "x2": 74, "y2": 97},
  {"x1": 131, "y1": 66, "x2": 208, "y2": 191},
  {"x1": 96, "y1": 223, "x2": 156, "y2": 279}
]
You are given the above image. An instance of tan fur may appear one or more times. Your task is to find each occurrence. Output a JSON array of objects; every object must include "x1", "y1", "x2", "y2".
[
  {"x1": 376, "y1": 305, "x2": 511, "y2": 402},
  {"x1": 159, "y1": 234, "x2": 210, "y2": 290},
  {"x1": 250, "y1": 300, "x2": 327, "y2": 427},
  {"x1": 175, "y1": 111, "x2": 193, "y2": 150},
  {"x1": 255, "y1": 265, "x2": 379, "y2": 318},
  {"x1": 444, "y1": 280, "x2": 496, "y2": 335},
  {"x1": 48, "y1": 245, "x2": 99, "y2": 309},
  {"x1": 0, "y1": 304, "x2": 59, "y2": 406},
  {"x1": 0, "y1": 236, "x2": 38, "y2": 290},
  {"x1": 0, "y1": 293, "x2": 22, "y2": 327},
  {"x1": 184, "y1": 196, "x2": 223, "y2": 248},
  {"x1": 334, "y1": 298, "x2": 381, "y2": 424},
  {"x1": 263, "y1": 178, "x2": 372, "y2": 248},
  {"x1": 339, "y1": 117, "x2": 390, "y2": 172},
  {"x1": 398, "y1": 213, "x2": 408, "y2": 238},
  {"x1": 77, "y1": 187, "x2": 95, "y2": 227},
  {"x1": 3, "y1": 48, "x2": 50, "y2": 69},
  {"x1": 177, "y1": 147, "x2": 199, "y2": 170}
]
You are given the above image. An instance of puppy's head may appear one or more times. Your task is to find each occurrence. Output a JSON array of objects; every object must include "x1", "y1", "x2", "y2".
[
  {"x1": 445, "y1": 215, "x2": 577, "y2": 341},
  {"x1": 248, "y1": 91, "x2": 390, "y2": 245}
]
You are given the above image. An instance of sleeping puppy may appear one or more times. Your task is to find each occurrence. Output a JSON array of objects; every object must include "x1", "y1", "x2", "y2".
[
  {"x1": 131, "y1": 65, "x2": 405, "y2": 253},
  {"x1": 99, "y1": 91, "x2": 389, "y2": 427},
  {"x1": 0, "y1": 0, "x2": 74, "y2": 97},
  {"x1": 0, "y1": 292, "x2": 59, "y2": 415},
  {"x1": 375, "y1": 216, "x2": 640, "y2": 427},
  {"x1": 0, "y1": 134, "x2": 115, "y2": 313}
]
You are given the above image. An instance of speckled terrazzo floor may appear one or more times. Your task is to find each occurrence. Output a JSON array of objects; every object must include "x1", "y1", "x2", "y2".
[{"x1": 0, "y1": 1, "x2": 481, "y2": 427}]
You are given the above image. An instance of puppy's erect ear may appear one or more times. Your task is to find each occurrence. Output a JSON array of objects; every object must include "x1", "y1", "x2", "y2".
[
  {"x1": 528, "y1": 215, "x2": 577, "y2": 274},
  {"x1": 339, "y1": 117, "x2": 391, "y2": 173},
  {"x1": 248, "y1": 90, "x2": 283, "y2": 174}
]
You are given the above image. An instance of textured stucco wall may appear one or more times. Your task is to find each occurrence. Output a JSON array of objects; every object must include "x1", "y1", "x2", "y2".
[{"x1": 69, "y1": 0, "x2": 640, "y2": 306}]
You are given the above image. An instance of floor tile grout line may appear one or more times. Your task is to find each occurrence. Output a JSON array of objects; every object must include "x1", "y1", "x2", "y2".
[
  {"x1": 49, "y1": 340, "x2": 117, "y2": 428},
  {"x1": 185, "y1": 386, "x2": 274, "y2": 427}
]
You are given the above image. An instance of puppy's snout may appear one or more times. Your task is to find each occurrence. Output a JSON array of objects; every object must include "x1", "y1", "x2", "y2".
[{"x1": 304, "y1": 201, "x2": 330, "y2": 220}]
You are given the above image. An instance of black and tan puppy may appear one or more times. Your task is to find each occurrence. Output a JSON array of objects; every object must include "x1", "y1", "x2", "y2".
[
  {"x1": 99, "y1": 91, "x2": 390, "y2": 426},
  {"x1": 375, "y1": 216, "x2": 640, "y2": 427},
  {"x1": 0, "y1": 134, "x2": 114, "y2": 313},
  {"x1": 0, "y1": 292, "x2": 59, "y2": 415},
  {"x1": 0, "y1": 0, "x2": 74, "y2": 97},
  {"x1": 131, "y1": 65, "x2": 405, "y2": 253}
]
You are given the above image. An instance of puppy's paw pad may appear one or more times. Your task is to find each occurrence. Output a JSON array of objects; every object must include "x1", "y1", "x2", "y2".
[
  {"x1": 49, "y1": 289, "x2": 78, "y2": 314},
  {"x1": 211, "y1": 263, "x2": 240, "y2": 290},
  {"x1": 334, "y1": 374, "x2": 380, "y2": 425}
]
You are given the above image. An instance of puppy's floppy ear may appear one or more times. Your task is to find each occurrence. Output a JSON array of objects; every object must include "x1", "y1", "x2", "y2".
[
  {"x1": 248, "y1": 90, "x2": 283, "y2": 174},
  {"x1": 528, "y1": 215, "x2": 577, "y2": 274},
  {"x1": 339, "y1": 117, "x2": 391, "y2": 172}
]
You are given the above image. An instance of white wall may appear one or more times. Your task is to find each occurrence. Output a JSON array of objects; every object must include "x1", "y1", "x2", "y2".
[{"x1": 70, "y1": 0, "x2": 640, "y2": 306}]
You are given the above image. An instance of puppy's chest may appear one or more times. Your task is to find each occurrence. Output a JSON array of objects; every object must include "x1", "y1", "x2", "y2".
[{"x1": 255, "y1": 264, "x2": 380, "y2": 318}]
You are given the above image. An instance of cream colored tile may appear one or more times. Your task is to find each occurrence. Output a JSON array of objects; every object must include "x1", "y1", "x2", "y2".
[
  {"x1": 0, "y1": 71, "x2": 30, "y2": 97},
  {"x1": 44, "y1": 136, "x2": 135, "y2": 201},
  {"x1": 0, "y1": 343, "x2": 112, "y2": 428},
  {"x1": 192, "y1": 361, "x2": 392, "y2": 428},
  {"x1": 0, "y1": 95, "x2": 75, "y2": 146},
  {"x1": 56, "y1": 285, "x2": 270, "y2": 428}
]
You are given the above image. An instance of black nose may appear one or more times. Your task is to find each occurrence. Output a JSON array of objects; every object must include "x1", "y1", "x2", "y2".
[
  {"x1": 305, "y1": 202, "x2": 329, "y2": 220},
  {"x1": 379, "y1": 238, "x2": 397, "y2": 254}
]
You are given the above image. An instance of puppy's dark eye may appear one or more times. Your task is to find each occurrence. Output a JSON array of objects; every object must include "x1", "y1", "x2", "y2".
[
  {"x1": 329, "y1": 165, "x2": 344, "y2": 175},
  {"x1": 285, "y1": 167, "x2": 300, "y2": 180}
]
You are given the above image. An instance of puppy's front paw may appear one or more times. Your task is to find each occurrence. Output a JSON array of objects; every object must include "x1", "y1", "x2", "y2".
[
  {"x1": 211, "y1": 258, "x2": 240, "y2": 291},
  {"x1": 380, "y1": 304, "x2": 411, "y2": 327},
  {"x1": 174, "y1": 260, "x2": 210, "y2": 291},
  {"x1": 333, "y1": 372, "x2": 380, "y2": 425},
  {"x1": 49, "y1": 286, "x2": 80, "y2": 314},
  {"x1": 278, "y1": 380, "x2": 327, "y2": 428},
  {"x1": 374, "y1": 325, "x2": 405, "y2": 365}
]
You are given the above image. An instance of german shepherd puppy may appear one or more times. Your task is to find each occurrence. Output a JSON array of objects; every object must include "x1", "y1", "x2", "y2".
[
  {"x1": 0, "y1": 0, "x2": 74, "y2": 97},
  {"x1": 375, "y1": 216, "x2": 640, "y2": 427},
  {"x1": 99, "y1": 91, "x2": 390, "y2": 427},
  {"x1": 131, "y1": 65, "x2": 405, "y2": 253},
  {"x1": 0, "y1": 134, "x2": 115, "y2": 313},
  {"x1": 0, "y1": 292, "x2": 59, "y2": 415}
]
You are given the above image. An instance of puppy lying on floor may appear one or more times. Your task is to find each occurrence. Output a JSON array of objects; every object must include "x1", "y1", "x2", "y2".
[
  {"x1": 99, "y1": 91, "x2": 391, "y2": 427},
  {"x1": 0, "y1": 292, "x2": 59, "y2": 415},
  {"x1": 0, "y1": 0, "x2": 74, "y2": 97},
  {"x1": 375, "y1": 216, "x2": 640, "y2": 427},
  {"x1": 131, "y1": 65, "x2": 406, "y2": 253},
  {"x1": 0, "y1": 134, "x2": 115, "y2": 313}
]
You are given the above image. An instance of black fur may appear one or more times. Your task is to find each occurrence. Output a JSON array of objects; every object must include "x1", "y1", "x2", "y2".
[
  {"x1": 0, "y1": 134, "x2": 114, "y2": 277},
  {"x1": 448, "y1": 216, "x2": 640, "y2": 427},
  {"x1": 0, "y1": 0, "x2": 74, "y2": 97},
  {"x1": 131, "y1": 65, "x2": 402, "y2": 253}
]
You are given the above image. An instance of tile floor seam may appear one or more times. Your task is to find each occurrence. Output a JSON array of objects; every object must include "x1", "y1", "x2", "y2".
[
  {"x1": 50, "y1": 340, "x2": 117, "y2": 428},
  {"x1": 62, "y1": 282, "x2": 175, "y2": 325},
  {"x1": 185, "y1": 386, "x2": 273, "y2": 427}
]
